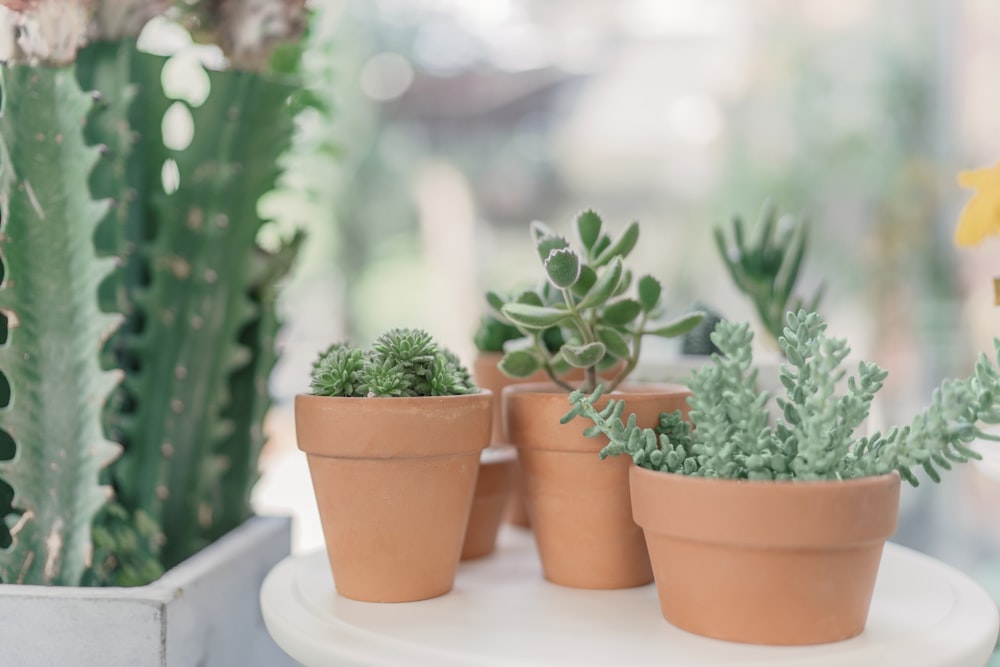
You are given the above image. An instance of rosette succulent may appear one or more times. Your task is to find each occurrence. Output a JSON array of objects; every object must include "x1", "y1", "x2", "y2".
[{"x1": 311, "y1": 328, "x2": 476, "y2": 398}]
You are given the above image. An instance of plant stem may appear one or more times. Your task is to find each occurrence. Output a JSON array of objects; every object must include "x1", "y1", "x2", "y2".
[{"x1": 607, "y1": 312, "x2": 649, "y2": 393}]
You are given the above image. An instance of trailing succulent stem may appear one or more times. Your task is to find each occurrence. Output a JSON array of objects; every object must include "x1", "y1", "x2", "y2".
[
  {"x1": 566, "y1": 310, "x2": 995, "y2": 486},
  {"x1": 0, "y1": 65, "x2": 122, "y2": 585},
  {"x1": 311, "y1": 329, "x2": 476, "y2": 398},
  {"x1": 494, "y1": 211, "x2": 704, "y2": 393},
  {"x1": 714, "y1": 200, "x2": 823, "y2": 350}
]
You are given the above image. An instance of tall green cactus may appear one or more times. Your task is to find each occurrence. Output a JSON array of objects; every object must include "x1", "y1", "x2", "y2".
[
  {"x1": 75, "y1": 40, "x2": 172, "y2": 586},
  {"x1": 0, "y1": 3, "x2": 307, "y2": 585},
  {"x1": 0, "y1": 66, "x2": 122, "y2": 585}
]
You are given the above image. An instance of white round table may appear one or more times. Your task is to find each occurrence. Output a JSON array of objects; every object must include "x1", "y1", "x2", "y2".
[{"x1": 261, "y1": 527, "x2": 1000, "y2": 667}]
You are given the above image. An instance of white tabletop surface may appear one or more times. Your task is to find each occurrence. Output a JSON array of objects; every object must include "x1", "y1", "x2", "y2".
[{"x1": 261, "y1": 527, "x2": 1000, "y2": 667}]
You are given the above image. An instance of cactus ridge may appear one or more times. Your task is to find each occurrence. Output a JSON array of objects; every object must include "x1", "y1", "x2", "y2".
[
  {"x1": 212, "y1": 232, "x2": 303, "y2": 537},
  {"x1": 107, "y1": 61, "x2": 299, "y2": 567},
  {"x1": 0, "y1": 66, "x2": 123, "y2": 585}
]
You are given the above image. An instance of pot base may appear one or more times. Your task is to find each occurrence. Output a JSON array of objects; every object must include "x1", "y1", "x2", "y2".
[
  {"x1": 462, "y1": 448, "x2": 517, "y2": 561},
  {"x1": 630, "y1": 467, "x2": 901, "y2": 645}
]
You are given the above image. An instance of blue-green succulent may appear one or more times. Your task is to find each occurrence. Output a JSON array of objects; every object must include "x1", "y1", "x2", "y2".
[{"x1": 566, "y1": 311, "x2": 995, "y2": 486}]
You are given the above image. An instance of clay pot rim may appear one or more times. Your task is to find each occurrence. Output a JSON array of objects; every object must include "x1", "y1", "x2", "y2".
[
  {"x1": 630, "y1": 465, "x2": 901, "y2": 490},
  {"x1": 630, "y1": 465, "x2": 901, "y2": 547},
  {"x1": 502, "y1": 381, "x2": 688, "y2": 400},
  {"x1": 295, "y1": 391, "x2": 492, "y2": 458},
  {"x1": 295, "y1": 389, "x2": 492, "y2": 404}
]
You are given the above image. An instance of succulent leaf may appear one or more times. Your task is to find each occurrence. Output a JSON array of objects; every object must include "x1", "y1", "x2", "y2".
[
  {"x1": 562, "y1": 342, "x2": 607, "y2": 368},
  {"x1": 602, "y1": 299, "x2": 642, "y2": 326},
  {"x1": 593, "y1": 220, "x2": 639, "y2": 267},
  {"x1": 501, "y1": 303, "x2": 571, "y2": 330},
  {"x1": 647, "y1": 312, "x2": 705, "y2": 338},
  {"x1": 499, "y1": 349, "x2": 543, "y2": 378},
  {"x1": 575, "y1": 209, "x2": 602, "y2": 252},
  {"x1": 596, "y1": 326, "x2": 631, "y2": 358},
  {"x1": 544, "y1": 247, "x2": 581, "y2": 289},
  {"x1": 576, "y1": 256, "x2": 623, "y2": 310},
  {"x1": 637, "y1": 275, "x2": 662, "y2": 313}
]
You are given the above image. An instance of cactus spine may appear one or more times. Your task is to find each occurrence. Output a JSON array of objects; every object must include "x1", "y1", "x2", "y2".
[{"x1": 0, "y1": 66, "x2": 122, "y2": 585}]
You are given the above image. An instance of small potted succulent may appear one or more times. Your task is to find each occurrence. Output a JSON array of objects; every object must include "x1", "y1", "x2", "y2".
[
  {"x1": 295, "y1": 329, "x2": 491, "y2": 602},
  {"x1": 471, "y1": 294, "x2": 620, "y2": 533},
  {"x1": 494, "y1": 210, "x2": 703, "y2": 589},
  {"x1": 566, "y1": 310, "x2": 997, "y2": 645}
]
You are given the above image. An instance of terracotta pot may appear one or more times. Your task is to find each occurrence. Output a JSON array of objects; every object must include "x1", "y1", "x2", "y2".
[
  {"x1": 630, "y1": 467, "x2": 901, "y2": 645},
  {"x1": 473, "y1": 353, "x2": 625, "y2": 529},
  {"x1": 295, "y1": 392, "x2": 491, "y2": 603},
  {"x1": 474, "y1": 352, "x2": 553, "y2": 528},
  {"x1": 504, "y1": 382, "x2": 690, "y2": 589},
  {"x1": 461, "y1": 446, "x2": 517, "y2": 560}
]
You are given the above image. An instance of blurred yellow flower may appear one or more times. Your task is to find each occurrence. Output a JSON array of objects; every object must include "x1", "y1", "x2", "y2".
[{"x1": 955, "y1": 162, "x2": 1000, "y2": 247}]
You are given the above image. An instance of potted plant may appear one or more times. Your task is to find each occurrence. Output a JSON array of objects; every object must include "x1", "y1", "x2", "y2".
[
  {"x1": 494, "y1": 210, "x2": 703, "y2": 589},
  {"x1": 470, "y1": 298, "x2": 600, "y2": 533},
  {"x1": 296, "y1": 328, "x2": 491, "y2": 602},
  {"x1": 0, "y1": 3, "x2": 306, "y2": 664},
  {"x1": 566, "y1": 310, "x2": 997, "y2": 645}
]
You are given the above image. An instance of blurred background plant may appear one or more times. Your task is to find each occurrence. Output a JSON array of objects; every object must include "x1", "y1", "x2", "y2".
[{"x1": 262, "y1": 2, "x2": 999, "y2": 660}]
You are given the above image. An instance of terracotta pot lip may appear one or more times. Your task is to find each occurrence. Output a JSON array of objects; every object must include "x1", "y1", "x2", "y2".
[
  {"x1": 295, "y1": 389, "x2": 491, "y2": 404},
  {"x1": 503, "y1": 381, "x2": 688, "y2": 398},
  {"x1": 630, "y1": 465, "x2": 900, "y2": 489}
]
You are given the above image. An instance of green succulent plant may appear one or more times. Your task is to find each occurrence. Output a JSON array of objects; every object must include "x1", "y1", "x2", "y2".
[
  {"x1": 565, "y1": 310, "x2": 996, "y2": 486},
  {"x1": 474, "y1": 290, "x2": 568, "y2": 356},
  {"x1": 492, "y1": 211, "x2": 704, "y2": 394},
  {"x1": 715, "y1": 201, "x2": 824, "y2": 350},
  {"x1": 311, "y1": 328, "x2": 477, "y2": 398},
  {"x1": 680, "y1": 302, "x2": 725, "y2": 356},
  {"x1": 473, "y1": 313, "x2": 523, "y2": 354}
]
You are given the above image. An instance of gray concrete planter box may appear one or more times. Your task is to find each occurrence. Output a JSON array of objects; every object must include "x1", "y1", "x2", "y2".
[{"x1": 0, "y1": 515, "x2": 294, "y2": 667}]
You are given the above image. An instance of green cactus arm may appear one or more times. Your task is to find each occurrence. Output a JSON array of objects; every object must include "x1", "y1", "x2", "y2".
[
  {"x1": 110, "y1": 63, "x2": 299, "y2": 567},
  {"x1": 0, "y1": 65, "x2": 122, "y2": 585},
  {"x1": 74, "y1": 41, "x2": 171, "y2": 586}
]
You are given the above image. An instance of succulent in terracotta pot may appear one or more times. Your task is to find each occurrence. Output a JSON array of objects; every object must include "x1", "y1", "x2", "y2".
[
  {"x1": 567, "y1": 310, "x2": 998, "y2": 644},
  {"x1": 471, "y1": 294, "x2": 591, "y2": 532},
  {"x1": 296, "y1": 328, "x2": 491, "y2": 602},
  {"x1": 494, "y1": 210, "x2": 702, "y2": 589}
]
